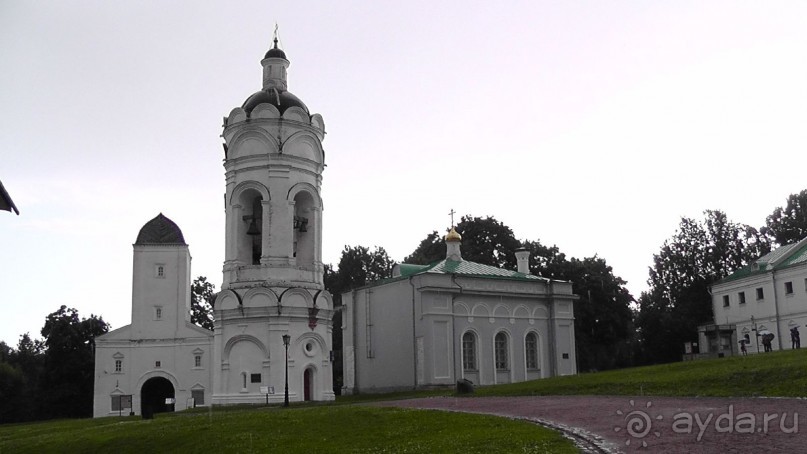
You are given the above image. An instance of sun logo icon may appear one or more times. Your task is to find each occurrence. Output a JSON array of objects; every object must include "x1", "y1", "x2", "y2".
[{"x1": 613, "y1": 400, "x2": 663, "y2": 448}]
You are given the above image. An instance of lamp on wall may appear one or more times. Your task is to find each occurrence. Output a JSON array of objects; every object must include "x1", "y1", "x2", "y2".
[{"x1": 282, "y1": 334, "x2": 291, "y2": 407}]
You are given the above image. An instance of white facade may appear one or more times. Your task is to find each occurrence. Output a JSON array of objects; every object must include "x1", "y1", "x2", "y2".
[
  {"x1": 93, "y1": 41, "x2": 334, "y2": 417},
  {"x1": 709, "y1": 236, "x2": 807, "y2": 354},
  {"x1": 212, "y1": 38, "x2": 334, "y2": 404},
  {"x1": 93, "y1": 215, "x2": 214, "y2": 417},
  {"x1": 342, "y1": 236, "x2": 577, "y2": 394}
]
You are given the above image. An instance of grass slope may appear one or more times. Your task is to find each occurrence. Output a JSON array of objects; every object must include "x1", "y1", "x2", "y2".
[
  {"x1": 474, "y1": 348, "x2": 807, "y2": 398},
  {"x1": 0, "y1": 405, "x2": 576, "y2": 454}
]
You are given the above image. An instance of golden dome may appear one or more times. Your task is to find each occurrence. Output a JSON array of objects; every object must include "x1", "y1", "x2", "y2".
[{"x1": 445, "y1": 227, "x2": 462, "y2": 243}]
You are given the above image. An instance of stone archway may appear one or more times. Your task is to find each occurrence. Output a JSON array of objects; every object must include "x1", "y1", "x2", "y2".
[{"x1": 141, "y1": 376, "x2": 175, "y2": 417}]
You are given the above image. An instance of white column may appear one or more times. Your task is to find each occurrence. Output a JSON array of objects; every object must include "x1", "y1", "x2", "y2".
[{"x1": 260, "y1": 200, "x2": 272, "y2": 264}]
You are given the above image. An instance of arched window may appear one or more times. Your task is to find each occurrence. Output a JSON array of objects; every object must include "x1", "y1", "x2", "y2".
[
  {"x1": 112, "y1": 352, "x2": 124, "y2": 374},
  {"x1": 495, "y1": 332, "x2": 509, "y2": 371},
  {"x1": 525, "y1": 332, "x2": 539, "y2": 370},
  {"x1": 462, "y1": 332, "x2": 477, "y2": 371}
]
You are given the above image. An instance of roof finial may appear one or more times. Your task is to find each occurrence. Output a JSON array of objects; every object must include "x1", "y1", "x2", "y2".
[
  {"x1": 273, "y1": 23, "x2": 279, "y2": 49},
  {"x1": 444, "y1": 210, "x2": 463, "y2": 259}
]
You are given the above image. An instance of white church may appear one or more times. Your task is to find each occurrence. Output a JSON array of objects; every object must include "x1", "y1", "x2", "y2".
[
  {"x1": 342, "y1": 228, "x2": 577, "y2": 393},
  {"x1": 93, "y1": 39, "x2": 576, "y2": 417}
]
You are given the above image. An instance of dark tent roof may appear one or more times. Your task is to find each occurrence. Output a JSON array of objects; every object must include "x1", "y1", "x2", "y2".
[{"x1": 135, "y1": 213, "x2": 186, "y2": 245}]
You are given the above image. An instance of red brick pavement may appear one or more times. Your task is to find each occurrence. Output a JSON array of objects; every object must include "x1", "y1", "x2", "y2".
[{"x1": 380, "y1": 396, "x2": 807, "y2": 453}]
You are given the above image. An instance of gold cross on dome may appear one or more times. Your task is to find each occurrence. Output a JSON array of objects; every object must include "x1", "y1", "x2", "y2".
[{"x1": 448, "y1": 209, "x2": 456, "y2": 228}]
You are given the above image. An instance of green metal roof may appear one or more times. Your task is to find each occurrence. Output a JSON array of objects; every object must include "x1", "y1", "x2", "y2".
[
  {"x1": 423, "y1": 259, "x2": 548, "y2": 281},
  {"x1": 759, "y1": 242, "x2": 799, "y2": 264},
  {"x1": 779, "y1": 241, "x2": 807, "y2": 267},
  {"x1": 716, "y1": 238, "x2": 807, "y2": 284},
  {"x1": 352, "y1": 258, "x2": 551, "y2": 293},
  {"x1": 397, "y1": 263, "x2": 430, "y2": 277}
]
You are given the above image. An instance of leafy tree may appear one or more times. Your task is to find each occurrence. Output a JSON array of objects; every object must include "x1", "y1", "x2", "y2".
[
  {"x1": 191, "y1": 276, "x2": 215, "y2": 331},
  {"x1": 40, "y1": 306, "x2": 109, "y2": 419},
  {"x1": 6, "y1": 333, "x2": 46, "y2": 422},
  {"x1": 553, "y1": 257, "x2": 636, "y2": 371},
  {"x1": 0, "y1": 341, "x2": 11, "y2": 362},
  {"x1": 405, "y1": 215, "x2": 522, "y2": 268},
  {"x1": 0, "y1": 339, "x2": 31, "y2": 423},
  {"x1": 763, "y1": 189, "x2": 807, "y2": 246},
  {"x1": 324, "y1": 245, "x2": 394, "y2": 394},
  {"x1": 404, "y1": 231, "x2": 444, "y2": 265},
  {"x1": 0, "y1": 361, "x2": 24, "y2": 423},
  {"x1": 636, "y1": 210, "x2": 768, "y2": 364},
  {"x1": 326, "y1": 246, "x2": 395, "y2": 300},
  {"x1": 522, "y1": 239, "x2": 568, "y2": 279}
]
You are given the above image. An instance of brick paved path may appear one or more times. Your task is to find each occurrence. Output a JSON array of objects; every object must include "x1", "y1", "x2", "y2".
[{"x1": 380, "y1": 396, "x2": 807, "y2": 453}]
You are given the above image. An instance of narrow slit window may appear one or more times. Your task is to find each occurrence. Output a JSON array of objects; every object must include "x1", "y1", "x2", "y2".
[
  {"x1": 462, "y1": 332, "x2": 476, "y2": 371},
  {"x1": 525, "y1": 333, "x2": 539, "y2": 370},
  {"x1": 495, "y1": 332, "x2": 509, "y2": 371}
]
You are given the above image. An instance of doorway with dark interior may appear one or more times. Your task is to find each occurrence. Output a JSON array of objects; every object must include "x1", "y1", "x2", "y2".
[
  {"x1": 303, "y1": 368, "x2": 313, "y2": 401},
  {"x1": 141, "y1": 376, "x2": 175, "y2": 418}
]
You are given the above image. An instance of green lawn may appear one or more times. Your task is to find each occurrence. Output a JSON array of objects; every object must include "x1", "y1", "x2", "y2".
[
  {"x1": 329, "y1": 349, "x2": 807, "y2": 403},
  {"x1": 473, "y1": 348, "x2": 807, "y2": 398},
  {"x1": 0, "y1": 405, "x2": 576, "y2": 454},
  {"x1": 6, "y1": 349, "x2": 806, "y2": 453}
]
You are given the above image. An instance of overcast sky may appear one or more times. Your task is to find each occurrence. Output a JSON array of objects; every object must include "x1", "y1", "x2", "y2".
[{"x1": 2, "y1": 1, "x2": 807, "y2": 345}]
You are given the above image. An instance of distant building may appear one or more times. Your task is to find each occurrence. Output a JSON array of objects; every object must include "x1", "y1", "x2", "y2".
[
  {"x1": 342, "y1": 228, "x2": 578, "y2": 394},
  {"x1": 706, "y1": 236, "x2": 807, "y2": 356},
  {"x1": 93, "y1": 38, "x2": 334, "y2": 418}
]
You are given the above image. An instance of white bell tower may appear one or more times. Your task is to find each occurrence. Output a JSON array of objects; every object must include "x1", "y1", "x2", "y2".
[
  {"x1": 213, "y1": 37, "x2": 334, "y2": 405},
  {"x1": 221, "y1": 37, "x2": 327, "y2": 288}
]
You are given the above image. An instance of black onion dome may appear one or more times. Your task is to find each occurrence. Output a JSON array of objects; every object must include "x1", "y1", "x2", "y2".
[
  {"x1": 264, "y1": 37, "x2": 287, "y2": 60},
  {"x1": 242, "y1": 89, "x2": 309, "y2": 114},
  {"x1": 264, "y1": 47, "x2": 287, "y2": 59},
  {"x1": 135, "y1": 213, "x2": 186, "y2": 245}
]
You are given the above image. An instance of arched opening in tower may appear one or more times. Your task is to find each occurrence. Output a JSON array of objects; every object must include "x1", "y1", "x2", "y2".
[
  {"x1": 293, "y1": 191, "x2": 314, "y2": 267},
  {"x1": 237, "y1": 190, "x2": 264, "y2": 265},
  {"x1": 249, "y1": 197, "x2": 263, "y2": 264}
]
